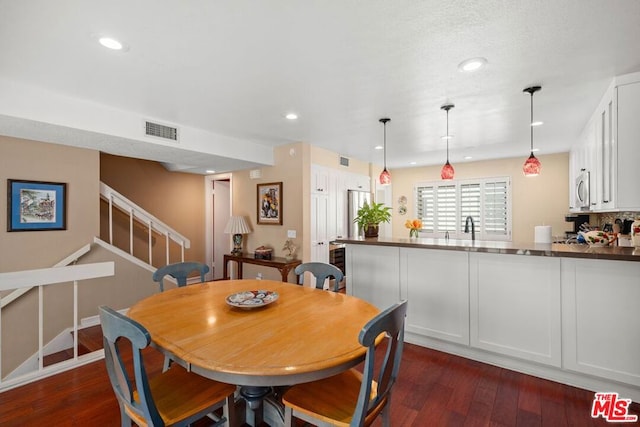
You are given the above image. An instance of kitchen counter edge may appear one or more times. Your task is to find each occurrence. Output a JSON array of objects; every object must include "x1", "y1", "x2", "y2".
[{"x1": 335, "y1": 237, "x2": 640, "y2": 262}]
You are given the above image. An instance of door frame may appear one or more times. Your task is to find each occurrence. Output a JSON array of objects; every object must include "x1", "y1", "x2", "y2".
[{"x1": 205, "y1": 173, "x2": 233, "y2": 280}]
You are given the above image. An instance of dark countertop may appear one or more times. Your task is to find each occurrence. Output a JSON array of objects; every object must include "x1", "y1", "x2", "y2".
[{"x1": 335, "y1": 237, "x2": 640, "y2": 262}]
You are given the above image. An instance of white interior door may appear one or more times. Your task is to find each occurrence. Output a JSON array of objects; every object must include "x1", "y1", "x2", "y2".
[{"x1": 205, "y1": 174, "x2": 231, "y2": 280}]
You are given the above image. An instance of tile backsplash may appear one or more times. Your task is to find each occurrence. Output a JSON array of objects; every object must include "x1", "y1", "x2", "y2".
[{"x1": 592, "y1": 211, "x2": 640, "y2": 233}]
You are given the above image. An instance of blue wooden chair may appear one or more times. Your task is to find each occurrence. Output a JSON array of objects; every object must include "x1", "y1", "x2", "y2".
[
  {"x1": 282, "y1": 300, "x2": 408, "y2": 427},
  {"x1": 152, "y1": 261, "x2": 210, "y2": 292},
  {"x1": 294, "y1": 262, "x2": 345, "y2": 292},
  {"x1": 98, "y1": 306, "x2": 236, "y2": 427}
]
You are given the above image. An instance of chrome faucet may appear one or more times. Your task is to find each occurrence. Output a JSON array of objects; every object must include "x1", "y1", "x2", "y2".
[{"x1": 464, "y1": 216, "x2": 475, "y2": 241}]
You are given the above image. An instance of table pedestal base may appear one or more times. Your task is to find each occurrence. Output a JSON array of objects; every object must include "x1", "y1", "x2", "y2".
[{"x1": 240, "y1": 386, "x2": 272, "y2": 426}]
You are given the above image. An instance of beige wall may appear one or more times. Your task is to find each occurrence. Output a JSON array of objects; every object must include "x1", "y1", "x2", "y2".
[
  {"x1": 309, "y1": 145, "x2": 371, "y2": 177},
  {"x1": 0, "y1": 136, "x2": 100, "y2": 272},
  {"x1": 100, "y1": 153, "x2": 206, "y2": 266},
  {"x1": 388, "y1": 153, "x2": 570, "y2": 242},
  {"x1": 230, "y1": 143, "x2": 304, "y2": 280},
  {"x1": 0, "y1": 136, "x2": 101, "y2": 374}
]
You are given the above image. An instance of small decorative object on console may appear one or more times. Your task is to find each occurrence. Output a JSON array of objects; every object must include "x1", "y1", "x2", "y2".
[
  {"x1": 282, "y1": 239, "x2": 297, "y2": 261},
  {"x1": 254, "y1": 246, "x2": 273, "y2": 260}
]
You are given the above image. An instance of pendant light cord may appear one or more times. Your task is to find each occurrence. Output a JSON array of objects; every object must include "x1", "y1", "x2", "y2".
[
  {"x1": 379, "y1": 118, "x2": 390, "y2": 170},
  {"x1": 383, "y1": 121, "x2": 387, "y2": 169},
  {"x1": 530, "y1": 91, "x2": 534, "y2": 153},
  {"x1": 446, "y1": 108, "x2": 450, "y2": 162}
]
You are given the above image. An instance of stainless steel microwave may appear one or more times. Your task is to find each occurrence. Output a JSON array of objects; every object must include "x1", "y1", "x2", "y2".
[{"x1": 575, "y1": 170, "x2": 590, "y2": 209}]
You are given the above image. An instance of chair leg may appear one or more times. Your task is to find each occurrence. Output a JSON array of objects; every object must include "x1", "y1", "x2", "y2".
[
  {"x1": 224, "y1": 394, "x2": 236, "y2": 427},
  {"x1": 381, "y1": 403, "x2": 391, "y2": 427},
  {"x1": 162, "y1": 355, "x2": 171, "y2": 372},
  {"x1": 284, "y1": 406, "x2": 294, "y2": 427}
]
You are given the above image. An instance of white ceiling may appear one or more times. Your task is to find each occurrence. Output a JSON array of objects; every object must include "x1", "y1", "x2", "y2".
[{"x1": 1, "y1": 1, "x2": 640, "y2": 174}]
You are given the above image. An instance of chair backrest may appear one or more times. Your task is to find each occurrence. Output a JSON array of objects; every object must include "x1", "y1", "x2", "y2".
[
  {"x1": 294, "y1": 262, "x2": 344, "y2": 291},
  {"x1": 352, "y1": 300, "x2": 408, "y2": 427},
  {"x1": 98, "y1": 305, "x2": 164, "y2": 426},
  {"x1": 152, "y1": 261, "x2": 210, "y2": 292}
]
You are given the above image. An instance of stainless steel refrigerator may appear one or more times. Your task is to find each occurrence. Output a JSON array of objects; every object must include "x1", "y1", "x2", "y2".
[{"x1": 347, "y1": 190, "x2": 371, "y2": 238}]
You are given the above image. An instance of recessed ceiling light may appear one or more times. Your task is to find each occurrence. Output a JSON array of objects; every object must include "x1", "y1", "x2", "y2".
[
  {"x1": 409, "y1": 161, "x2": 417, "y2": 165},
  {"x1": 206, "y1": 170, "x2": 216, "y2": 174},
  {"x1": 285, "y1": 113, "x2": 298, "y2": 120},
  {"x1": 99, "y1": 37, "x2": 124, "y2": 50},
  {"x1": 464, "y1": 156, "x2": 473, "y2": 160},
  {"x1": 531, "y1": 121, "x2": 544, "y2": 127},
  {"x1": 458, "y1": 57, "x2": 487, "y2": 72},
  {"x1": 374, "y1": 145, "x2": 383, "y2": 150}
]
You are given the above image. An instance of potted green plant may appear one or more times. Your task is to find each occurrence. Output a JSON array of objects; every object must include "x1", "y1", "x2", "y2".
[{"x1": 353, "y1": 201, "x2": 392, "y2": 238}]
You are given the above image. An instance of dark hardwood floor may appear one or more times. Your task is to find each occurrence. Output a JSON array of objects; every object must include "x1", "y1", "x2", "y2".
[{"x1": 0, "y1": 327, "x2": 636, "y2": 426}]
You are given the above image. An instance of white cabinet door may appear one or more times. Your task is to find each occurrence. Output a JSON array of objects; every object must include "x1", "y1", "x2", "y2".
[
  {"x1": 594, "y1": 90, "x2": 615, "y2": 210},
  {"x1": 311, "y1": 165, "x2": 329, "y2": 194},
  {"x1": 345, "y1": 244, "x2": 400, "y2": 310},
  {"x1": 616, "y1": 81, "x2": 640, "y2": 210},
  {"x1": 310, "y1": 194, "x2": 329, "y2": 263},
  {"x1": 334, "y1": 173, "x2": 347, "y2": 239},
  {"x1": 401, "y1": 248, "x2": 469, "y2": 345},
  {"x1": 469, "y1": 253, "x2": 561, "y2": 367},
  {"x1": 562, "y1": 258, "x2": 640, "y2": 387},
  {"x1": 346, "y1": 172, "x2": 370, "y2": 191}
]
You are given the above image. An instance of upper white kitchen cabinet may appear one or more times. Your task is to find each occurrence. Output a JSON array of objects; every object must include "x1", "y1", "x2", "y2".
[
  {"x1": 346, "y1": 172, "x2": 370, "y2": 191},
  {"x1": 569, "y1": 118, "x2": 595, "y2": 212},
  {"x1": 311, "y1": 164, "x2": 330, "y2": 194},
  {"x1": 572, "y1": 72, "x2": 640, "y2": 212},
  {"x1": 614, "y1": 77, "x2": 640, "y2": 211},
  {"x1": 309, "y1": 164, "x2": 371, "y2": 262}
]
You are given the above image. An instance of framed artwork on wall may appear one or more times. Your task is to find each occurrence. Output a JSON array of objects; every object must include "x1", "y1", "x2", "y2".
[
  {"x1": 7, "y1": 179, "x2": 67, "y2": 231},
  {"x1": 257, "y1": 182, "x2": 283, "y2": 225}
]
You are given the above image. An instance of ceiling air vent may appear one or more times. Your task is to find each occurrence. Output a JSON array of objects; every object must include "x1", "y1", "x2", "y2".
[
  {"x1": 340, "y1": 156, "x2": 349, "y2": 167},
  {"x1": 145, "y1": 121, "x2": 178, "y2": 141}
]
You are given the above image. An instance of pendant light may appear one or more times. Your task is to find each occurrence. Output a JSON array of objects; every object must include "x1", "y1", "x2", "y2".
[
  {"x1": 379, "y1": 118, "x2": 391, "y2": 185},
  {"x1": 522, "y1": 86, "x2": 542, "y2": 176},
  {"x1": 440, "y1": 104, "x2": 455, "y2": 180}
]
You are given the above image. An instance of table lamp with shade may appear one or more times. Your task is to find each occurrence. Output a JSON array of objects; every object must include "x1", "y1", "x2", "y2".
[{"x1": 224, "y1": 216, "x2": 252, "y2": 256}]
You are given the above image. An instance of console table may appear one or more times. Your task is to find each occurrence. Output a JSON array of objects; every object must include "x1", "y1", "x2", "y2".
[{"x1": 223, "y1": 253, "x2": 302, "y2": 283}]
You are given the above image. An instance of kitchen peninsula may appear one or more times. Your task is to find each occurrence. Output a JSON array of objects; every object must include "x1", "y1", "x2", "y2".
[{"x1": 337, "y1": 237, "x2": 640, "y2": 401}]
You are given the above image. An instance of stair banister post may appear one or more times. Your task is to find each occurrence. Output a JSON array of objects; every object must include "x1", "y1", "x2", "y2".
[
  {"x1": 108, "y1": 195, "x2": 114, "y2": 245},
  {"x1": 166, "y1": 232, "x2": 170, "y2": 265},
  {"x1": 147, "y1": 220, "x2": 153, "y2": 265},
  {"x1": 129, "y1": 207, "x2": 134, "y2": 256},
  {"x1": 73, "y1": 280, "x2": 78, "y2": 359}
]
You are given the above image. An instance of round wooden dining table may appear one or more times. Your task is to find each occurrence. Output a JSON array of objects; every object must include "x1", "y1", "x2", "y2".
[{"x1": 128, "y1": 278, "x2": 379, "y2": 385}]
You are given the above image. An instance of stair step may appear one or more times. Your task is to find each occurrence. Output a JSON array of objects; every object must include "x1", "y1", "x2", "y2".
[{"x1": 42, "y1": 325, "x2": 104, "y2": 367}]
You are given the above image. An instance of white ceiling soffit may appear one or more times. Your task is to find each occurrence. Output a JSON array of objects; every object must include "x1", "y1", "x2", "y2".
[{"x1": 0, "y1": 1, "x2": 639, "y2": 172}]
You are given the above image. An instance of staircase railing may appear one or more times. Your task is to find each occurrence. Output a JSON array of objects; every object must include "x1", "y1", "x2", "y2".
[
  {"x1": 100, "y1": 182, "x2": 190, "y2": 265},
  {"x1": 0, "y1": 243, "x2": 91, "y2": 309},
  {"x1": 0, "y1": 262, "x2": 115, "y2": 391}
]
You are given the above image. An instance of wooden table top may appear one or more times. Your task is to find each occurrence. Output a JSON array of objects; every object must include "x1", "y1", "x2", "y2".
[{"x1": 128, "y1": 279, "x2": 380, "y2": 386}]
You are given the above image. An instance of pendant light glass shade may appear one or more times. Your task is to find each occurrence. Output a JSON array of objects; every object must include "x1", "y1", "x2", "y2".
[
  {"x1": 440, "y1": 104, "x2": 455, "y2": 180},
  {"x1": 523, "y1": 86, "x2": 542, "y2": 177},
  {"x1": 378, "y1": 118, "x2": 391, "y2": 185},
  {"x1": 441, "y1": 161, "x2": 455, "y2": 180},
  {"x1": 523, "y1": 153, "x2": 541, "y2": 176}
]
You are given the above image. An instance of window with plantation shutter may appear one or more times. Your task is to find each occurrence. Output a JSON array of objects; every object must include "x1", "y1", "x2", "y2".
[{"x1": 414, "y1": 177, "x2": 511, "y2": 241}]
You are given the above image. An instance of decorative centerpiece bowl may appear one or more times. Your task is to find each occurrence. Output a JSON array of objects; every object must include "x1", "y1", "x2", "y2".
[{"x1": 581, "y1": 230, "x2": 616, "y2": 247}]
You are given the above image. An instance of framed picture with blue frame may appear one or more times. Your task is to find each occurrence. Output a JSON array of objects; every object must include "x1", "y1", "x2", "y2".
[{"x1": 7, "y1": 179, "x2": 67, "y2": 231}]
